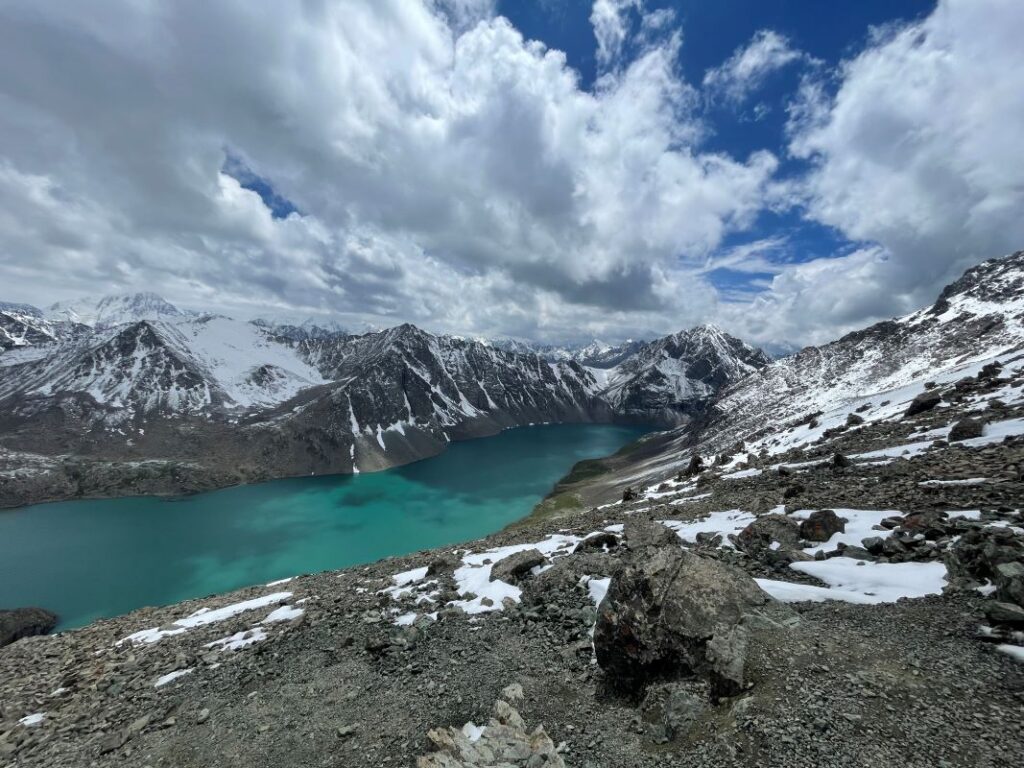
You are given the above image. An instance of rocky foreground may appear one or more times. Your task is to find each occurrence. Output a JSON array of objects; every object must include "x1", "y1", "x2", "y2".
[{"x1": 3, "y1": 357, "x2": 1024, "y2": 767}]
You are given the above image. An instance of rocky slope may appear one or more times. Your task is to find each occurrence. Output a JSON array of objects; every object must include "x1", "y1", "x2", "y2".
[
  {"x1": 0, "y1": 299, "x2": 767, "y2": 507},
  {"x1": 3, "y1": 254, "x2": 1024, "y2": 767},
  {"x1": 543, "y1": 251, "x2": 1024, "y2": 509},
  {"x1": 1, "y1": 370, "x2": 1022, "y2": 767}
]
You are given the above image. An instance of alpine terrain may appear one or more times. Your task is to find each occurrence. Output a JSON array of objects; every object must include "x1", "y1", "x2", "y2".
[
  {"x1": 1, "y1": 252, "x2": 1023, "y2": 768},
  {"x1": 0, "y1": 298, "x2": 767, "y2": 508}
]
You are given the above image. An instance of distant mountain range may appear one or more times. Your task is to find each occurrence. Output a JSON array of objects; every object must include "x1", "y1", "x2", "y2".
[{"x1": 0, "y1": 293, "x2": 768, "y2": 506}]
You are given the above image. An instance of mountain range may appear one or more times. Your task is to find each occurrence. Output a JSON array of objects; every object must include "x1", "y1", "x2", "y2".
[
  {"x1": 3, "y1": 250, "x2": 1023, "y2": 509},
  {"x1": 0, "y1": 295, "x2": 767, "y2": 506}
]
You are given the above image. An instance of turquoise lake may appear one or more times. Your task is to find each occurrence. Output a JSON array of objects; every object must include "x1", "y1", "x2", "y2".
[{"x1": 0, "y1": 423, "x2": 648, "y2": 630}]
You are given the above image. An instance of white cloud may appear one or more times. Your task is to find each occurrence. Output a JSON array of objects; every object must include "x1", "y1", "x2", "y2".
[
  {"x1": 784, "y1": 0, "x2": 1024, "y2": 323},
  {"x1": 0, "y1": 0, "x2": 778, "y2": 343},
  {"x1": 590, "y1": 0, "x2": 642, "y2": 68},
  {"x1": 704, "y1": 30, "x2": 804, "y2": 104},
  {"x1": 1, "y1": 0, "x2": 1020, "y2": 350}
]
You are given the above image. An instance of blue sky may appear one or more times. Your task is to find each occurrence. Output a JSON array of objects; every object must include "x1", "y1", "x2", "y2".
[
  {"x1": 1, "y1": 0, "x2": 1021, "y2": 347},
  {"x1": 498, "y1": 0, "x2": 935, "y2": 299}
]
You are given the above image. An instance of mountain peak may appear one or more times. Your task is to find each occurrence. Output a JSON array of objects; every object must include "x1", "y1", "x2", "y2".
[{"x1": 47, "y1": 292, "x2": 184, "y2": 328}]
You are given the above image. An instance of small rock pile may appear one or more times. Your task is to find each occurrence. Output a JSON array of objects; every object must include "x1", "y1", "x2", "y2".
[{"x1": 416, "y1": 684, "x2": 564, "y2": 767}]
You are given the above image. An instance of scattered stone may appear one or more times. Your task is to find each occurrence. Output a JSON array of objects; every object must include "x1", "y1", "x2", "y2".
[{"x1": 416, "y1": 698, "x2": 564, "y2": 768}]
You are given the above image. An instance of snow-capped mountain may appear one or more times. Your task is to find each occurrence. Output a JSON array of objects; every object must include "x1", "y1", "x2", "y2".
[
  {"x1": 46, "y1": 292, "x2": 187, "y2": 328},
  {"x1": 593, "y1": 325, "x2": 772, "y2": 425},
  {"x1": 578, "y1": 250, "x2": 1024, "y2": 495},
  {"x1": 0, "y1": 303, "x2": 62, "y2": 352},
  {"x1": 251, "y1": 316, "x2": 349, "y2": 342},
  {"x1": 486, "y1": 337, "x2": 646, "y2": 368},
  {"x1": 0, "y1": 287, "x2": 770, "y2": 501}
]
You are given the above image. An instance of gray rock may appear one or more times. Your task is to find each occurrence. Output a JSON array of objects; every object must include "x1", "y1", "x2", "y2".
[
  {"x1": 0, "y1": 607, "x2": 58, "y2": 648},
  {"x1": 490, "y1": 549, "x2": 546, "y2": 585},
  {"x1": 735, "y1": 514, "x2": 802, "y2": 554},
  {"x1": 986, "y1": 601, "x2": 1024, "y2": 626},
  {"x1": 593, "y1": 546, "x2": 775, "y2": 693},
  {"x1": 905, "y1": 391, "x2": 942, "y2": 417},
  {"x1": 994, "y1": 561, "x2": 1024, "y2": 607},
  {"x1": 705, "y1": 623, "x2": 749, "y2": 699},
  {"x1": 949, "y1": 418, "x2": 984, "y2": 441},
  {"x1": 799, "y1": 510, "x2": 846, "y2": 542},
  {"x1": 624, "y1": 518, "x2": 679, "y2": 552}
]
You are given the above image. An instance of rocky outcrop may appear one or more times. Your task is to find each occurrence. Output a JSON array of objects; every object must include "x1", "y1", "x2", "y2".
[
  {"x1": 799, "y1": 509, "x2": 845, "y2": 542},
  {"x1": 0, "y1": 608, "x2": 58, "y2": 647},
  {"x1": 592, "y1": 544, "x2": 777, "y2": 696}
]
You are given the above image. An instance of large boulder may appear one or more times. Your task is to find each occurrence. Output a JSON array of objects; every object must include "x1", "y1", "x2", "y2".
[
  {"x1": 624, "y1": 518, "x2": 679, "y2": 552},
  {"x1": 949, "y1": 418, "x2": 984, "y2": 441},
  {"x1": 0, "y1": 607, "x2": 58, "y2": 648},
  {"x1": 734, "y1": 514, "x2": 802, "y2": 555},
  {"x1": 799, "y1": 510, "x2": 846, "y2": 542},
  {"x1": 593, "y1": 546, "x2": 776, "y2": 696},
  {"x1": 490, "y1": 549, "x2": 546, "y2": 585},
  {"x1": 904, "y1": 391, "x2": 942, "y2": 417}
]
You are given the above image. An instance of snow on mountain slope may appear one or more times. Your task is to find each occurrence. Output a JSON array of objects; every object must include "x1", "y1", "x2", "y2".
[
  {"x1": 0, "y1": 315, "x2": 328, "y2": 417},
  {"x1": 46, "y1": 292, "x2": 186, "y2": 328},
  {"x1": 712, "y1": 252, "x2": 1024, "y2": 454},
  {"x1": 0, "y1": 321, "x2": 215, "y2": 415},
  {"x1": 288, "y1": 324, "x2": 607, "y2": 446},
  {"x1": 164, "y1": 316, "x2": 326, "y2": 408},
  {"x1": 597, "y1": 325, "x2": 771, "y2": 424},
  {"x1": 0, "y1": 303, "x2": 61, "y2": 351},
  {"x1": 603, "y1": 251, "x2": 1024, "y2": 487}
]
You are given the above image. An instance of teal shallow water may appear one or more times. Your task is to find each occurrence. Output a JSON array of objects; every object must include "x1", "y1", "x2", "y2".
[{"x1": 0, "y1": 424, "x2": 647, "y2": 630}]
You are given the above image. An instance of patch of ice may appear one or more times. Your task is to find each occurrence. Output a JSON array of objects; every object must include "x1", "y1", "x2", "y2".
[
  {"x1": 119, "y1": 592, "x2": 292, "y2": 645},
  {"x1": 789, "y1": 558, "x2": 946, "y2": 603},
  {"x1": 997, "y1": 644, "x2": 1024, "y2": 663},
  {"x1": 204, "y1": 627, "x2": 268, "y2": 651},
  {"x1": 262, "y1": 605, "x2": 304, "y2": 623},
  {"x1": 660, "y1": 510, "x2": 756, "y2": 546},
  {"x1": 918, "y1": 478, "x2": 990, "y2": 487},
  {"x1": 849, "y1": 440, "x2": 936, "y2": 460},
  {"x1": 154, "y1": 668, "x2": 193, "y2": 687},
  {"x1": 721, "y1": 467, "x2": 763, "y2": 480},
  {"x1": 462, "y1": 722, "x2": 486, "y2": 742},
  {"x1": 18, "y1": 713, "x2": 45, "y2": 727},
  {"x1": 584, "y1": 576, "x2": 611, "y2": 607}
]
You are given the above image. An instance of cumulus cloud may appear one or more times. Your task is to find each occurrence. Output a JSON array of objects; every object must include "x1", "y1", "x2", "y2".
[
  {"x1": 704, "y1": 30, "x2": 804, "y2": 104},
  {"x1": 0, "y1": 0, "x2": 779, "y2": 342},
  {"x1": 0, "y1": 0, "x2": 1020, "y2": 349},
  {"x1": 718, "y1": 0, "x2": 1024, "y2": 348}
]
